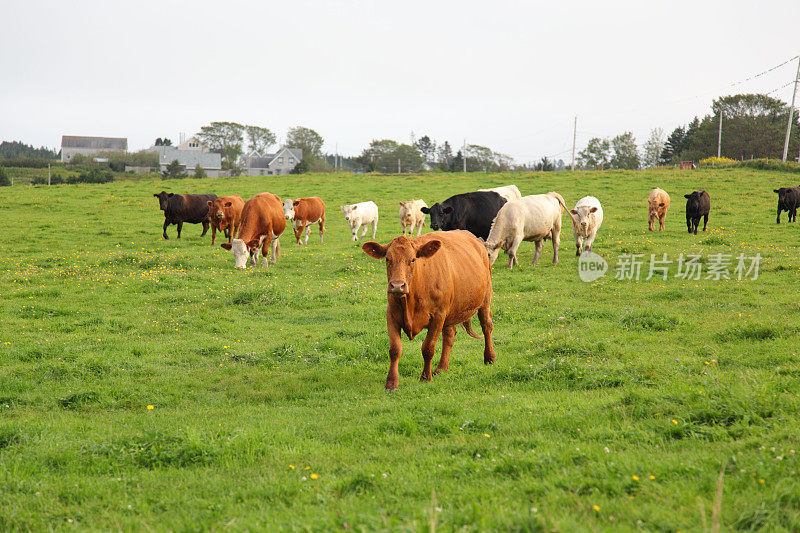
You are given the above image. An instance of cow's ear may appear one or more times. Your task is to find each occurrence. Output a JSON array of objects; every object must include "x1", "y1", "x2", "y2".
[
  {"x1": 589, "y1": 207, "x2": 598, "y2": 213},
  {"x1": 416, "y1": 240, "x2": 441, "y2": 258},
  {"x1": 442, "y1": 206, "x2": 453, "y2": 214},
  {"x1": 774, "y1": 189, "x2": 780, "y2": 193},
  {"x1": 684, "y1": 194, "x2": 691, "y2": 198},
  {"x1": 659, "y1": 202, "x2": 665, "y2": 207},
  {"x1": 569, "y1": 209, "x2": 578, "y2": 215},
  {"x1": 207, "y1": 200, "x2": 214, "y2": 207},
  {"x1": 340, "y1": 205, "x2": 346, "y2": 211},
  {"x1": 247, "y1": 239, "x2": 261, "y2": 249},
  {"x1": 293, "y1": 200, "x2": 300, "y2": 206},
  {"x1": 220, "y1": 243, "x2": 232, "y2": 250},
  {"x1": 399, "y1": 201, "x2": 404, "y2": 207},
  {"x1": 153, "y1": 193, "x2": 159, "y2": 197},
  {"x1": 224, "y1": 202, "x2": 232, "y2": 208},
  {"x1": 362, "y1": 242, "x2": 387, "y2": 259},
  {"x1": 352, "y1": 205, "x2": 357, "y2": 210},
  {"x1": 168, "y1": 193, "x2": 174, "y2": 197},
  {"x1": 420, "y1": 206, "x2": 430, "y2": 214}
]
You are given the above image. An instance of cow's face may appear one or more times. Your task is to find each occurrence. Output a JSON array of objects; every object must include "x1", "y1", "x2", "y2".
[
  {"x1": 483, "y1": 240, "x2": 501, "y2": 265},
  {"x1": 362, "y1": 237, "x2": 442, "y2": 295},
  {"x1": 421, "y1": 203, "x2": 452, "y2": 231},
  {"x1": 648, "y1": 200, "x2": 664, "y2": 219},
  {"x1": 569, "y1": 206, "x2": 598, "y2": 234},
  {"x1": 154, "y1": 191, "x2": 173, "y2": 211},
  {"x1": 340, "y1": 204, "x2": 357, "y2": 223},
  {"x1": 684, "y1": 191, "x2": 702, "y2": 209},
  {"x1": 221, "y1": 238, "x2": 260, "y2": 269},
  {"x1": 774, "y1": 188, "x2": 793, "y2": 206},
  {"x1": 283, "y1": 199, "x2": 296, "y2": 220},
  {"x1": 399, "y1": 201, "x2": 413, "y2": 224}
]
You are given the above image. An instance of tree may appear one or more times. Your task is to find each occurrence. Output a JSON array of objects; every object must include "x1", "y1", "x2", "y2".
[
  {"x1": 661, "y1": 126, "x2": 686, "y2": 164},
  {"x1": 437, "y1": 141, "x2": 453, "y2": 168},
  {"x1": 0, "y1": 141, "x2": 58, "y2": 160},
  {"x1": 534, "y1": 157, "x2": 554, "y2": 171},
  {"x1": 286, "y1": 126, "x2": 324, "y2": 158},
  {"x1": 356, "y1": 139, "x2": 422, "y2": 173},
  {"x1": 245, "y1": 126, "x2": 276, "y2": 155},
  {"x1": 464, "y1": 144, "x2": 514, "y2": 171},
  {"x1": 154, "y1": 138, "x2": 173, "y2": 146},
  {"x1": 610, "y1": 132, "x2": 640, "y2": 169},
  {"x1": 192, "y1": 163, "x2": 206, "y2": 179},
  {"x1": 0, "y1": 166, "x2": 9, "y2": 187},
  {"x1": 196, "y1": 122, "x2": 245, "y2": 170},
  {"x1": 578, "y1": 137, "x2": 611, "y2": 169},
  {"x1": 414, "y1": 135, "x2": 436, "y2": 162},
  {"x1": 642, "y1": 128, "x2": 665, "y2": 168},
  {"x1": 450, "y1": 150, "x2": 464, "y2": 172},
  {"x1": 162, "y1": 159, "x2": 185, "y2": 179}
]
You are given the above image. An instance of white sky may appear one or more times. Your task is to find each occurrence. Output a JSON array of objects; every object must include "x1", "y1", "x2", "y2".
[{"x1": 2, "y1": 0, "x2": 799, "y2": 164}]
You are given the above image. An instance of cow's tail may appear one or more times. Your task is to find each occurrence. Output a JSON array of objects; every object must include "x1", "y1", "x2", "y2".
[
  {"x1": 553, "y1": 192, "x2": 578, "y2": 225},
  {"x1": 275, "y1": 237, "x2": 281, "y2": 259},
  {"x1": 462, "y1": 319, "x2": 482, "y2": 339}
]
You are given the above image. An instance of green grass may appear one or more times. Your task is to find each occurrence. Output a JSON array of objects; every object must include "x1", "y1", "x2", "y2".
[{"x1": 1, "y1": 168, "x2": 799, "y2": 531}]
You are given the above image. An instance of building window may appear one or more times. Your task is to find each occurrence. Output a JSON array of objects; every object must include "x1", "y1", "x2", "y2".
[
  {"x1": 289, "y1": 158, "x2": 294, "y2": 164},
  {"x1": 278, "y1": 157, "x2": 283, "y2": 164}
]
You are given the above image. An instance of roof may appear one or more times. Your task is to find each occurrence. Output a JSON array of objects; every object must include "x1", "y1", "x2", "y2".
[
  {"x1": 61, "y1": 136, "x2": 127, "y2": 150},
  {"x1": 154, "y1": 146, "x2": 221, "y2": 169},
  {"x1": 242, "y1": 147, "x2": 302, "y2": 169}
]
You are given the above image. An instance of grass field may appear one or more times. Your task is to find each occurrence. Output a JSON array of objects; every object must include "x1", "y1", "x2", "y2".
[{"x1": 1, "y1": 168, "x2": 799, "y2": 531}]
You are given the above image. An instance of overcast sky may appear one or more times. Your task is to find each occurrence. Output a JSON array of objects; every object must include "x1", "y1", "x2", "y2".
[{"x1": 2, "y1": 0, "x2": 799, "y2": 163}]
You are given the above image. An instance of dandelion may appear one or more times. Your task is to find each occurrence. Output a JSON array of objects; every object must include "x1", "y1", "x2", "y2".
[
  {"x1": 289, "y1": 464, "x2": 295, "y2": 469},
  {"x1": 671, "y1": 419, "x2": 678, "y2": 424},
  {"x1": 632, "y1": 475, "x2": 639, "y2": 481},
  {"x1": 758, "y1": 479, "x2": 765, "y2": 484},
  {"x1": 484, "y1": 433, "x2": 491, "y2": 438},
  {"x1": 592, "y1": 504, "x2": 600, "y2": 512},
  {"x1": 648, "y1": 475, "x2": 655, "y2": 480},
  {"x1": 305, "y1": 466, "x2": 310, "y2": 470},
  {"x1": 146, "y1": 405, "x2": 154, "y2": 410},
  {"x1": 310, "y1": 473, "x2": 319, "y2": 480}
]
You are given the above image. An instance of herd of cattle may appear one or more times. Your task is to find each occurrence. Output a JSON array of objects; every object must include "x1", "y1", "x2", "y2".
[{"x1": 153, "y1": 183, "x2": 797, "y2": 388}]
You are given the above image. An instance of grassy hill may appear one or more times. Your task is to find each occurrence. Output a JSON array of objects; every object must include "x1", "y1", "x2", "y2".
[{"x1": 1, "y1": 168, "x2": 799, "y2": 531}]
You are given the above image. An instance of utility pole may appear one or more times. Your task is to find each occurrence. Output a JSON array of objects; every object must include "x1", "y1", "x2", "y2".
[
  {"x1": 782, "y1": 56, "x2": 800, "y2": 162},
  {"x1": 462, "y1": 139, "x2": 467, "y2": 173},
  {"x1": 48, "y1": 163, "x2": 51, "y2": 186},
  {"x1": 398, "y1": 158, "x2": 401, "y2": 173},
  {"x1": 717, "y1": 105, "x2": 724, "y2": 158},
  {"x1": 571, "y1": 115, "x2": 577, "y2": 171}
]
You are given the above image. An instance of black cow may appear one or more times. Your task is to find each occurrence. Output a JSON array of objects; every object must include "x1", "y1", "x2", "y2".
[
  {"x1": 684, "y1": 190, "x2": 710, "y2": 235},
  {"x1": 774, "y1": 186, "x2": 800, "y2": 224},
  {"x1": 421, "y1": 191, "x2": 507, "y2": 240},
  {"x1": 153, "y1": 191, "x2": 217, "y2": 239}
]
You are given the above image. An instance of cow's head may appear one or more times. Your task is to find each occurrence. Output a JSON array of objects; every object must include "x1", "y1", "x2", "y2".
[
  {"x1": 684, "y1": 191, "x2": 703, "y2": 209},
  {"x1": 154, "y1": 191, "x2": 173, "y2": 211},
  {"x1": 774, "y1": 187, "x2": 794, "y2": 205},
  {"x1": 362, "y1": 236, "x2": 441, "y2": 295},
  {"x1": 221, "y1": 237, "x2": 262, "y2": 269},
  {"x1": 399, "y1": 201, "x2": 415, "y2": 225},
  {"x1": 283, "y1": 199, "x2": 297, "y2": 220},
  {"x1": 648, "y1": 198, "x2": 665, "y2": 219},
  {"x1": 340, "y1": 204, "x2": 357, "y2": 222},
  {"x1": 420, "y1": 203, "x2": 452, "y2": 231},
  {"x1": 569, "y1": 205, "x2": 598, "y2": 234},
  {"x1": 479, "y1": 238, "x2": 502, "y2": 265}
]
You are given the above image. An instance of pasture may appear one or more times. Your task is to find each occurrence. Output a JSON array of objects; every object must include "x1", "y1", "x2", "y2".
[{"x1": 1, "y1": 168, "x2": 799, "y2": 531}]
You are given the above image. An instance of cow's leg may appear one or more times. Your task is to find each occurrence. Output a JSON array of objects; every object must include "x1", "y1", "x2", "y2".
[
  {"x1": 584, "y1": 232, "x2": 596, "y2": 253},
  {"x1": 686, "y1": 215, "x2": 692, "y2": 234},
  {"x1": 532, "y1": 239, "x2": 544, "y2": 265},
  {"x1": 478, "y1": 306, "x2": 495, "y2": 365},
  {"x1": 386, "y1": 317, "x2": 402, "y2": 390},
  {"x1": 659, "y1": 213, "x2": 666, "y2": 231},
  {"x1": 648, "y1": 216, "x2": 654, "y2": 232},
  {"x1": 371, "y1": 219, "x2": 378, "y2": 239},
  {"x1": 293, "y1": 223, "x2": 303, "y2": 245},
  {"x1": 420, "y1": 316, "x2": 444, "y2": 382},
  {"x1": 702, "y1": 214, "x2": 708, "y2": 232},
  {"x1": 260, "y1": 236, "x2": 271, "y2": 266},
  {"x1": 224, "y1": 226, "x2": 231, "y2": 239},
  {"x1": 162, "y1": 219, "x2": 170, "y2": 240},
  {"x1": 304, "y1": 224, "x2": 312, "y2": 245},
  {"x1": 319, "y1": 218, "x2": 325, "y2": 243},
  {"x1": 176, "y1": 221, "x2": 183, "y2": 239},
  {"x1": 200, "y1": 220, "x2": 209, "y2": 237},
  {"x1": 211, "y1": 224, "x2": 217, "y2": 245},
  {"x1": 552, "y1": 227, "x2": 560, "y2": 264},
  {"x1": 435, "y1": 325, "x2": 456, "y2": 374},
  {"x1": 776, "y1": 208, "x2": 781, "y2": 224},
  {"x1": 792, "y1": 208, "x2": 797, "y2": 223},
  {"x1": 575, "y1": 234, "x2": 583, "y2": 256},
  {"x1": 269, "y1": 236, "x2": 280, "y2": 265},
  {"x1": 507, "y1": 234, "x2": 523, "y2": 270},
  {"x1": 416, "y1": 220, "x2": 424, "y2": 237}
]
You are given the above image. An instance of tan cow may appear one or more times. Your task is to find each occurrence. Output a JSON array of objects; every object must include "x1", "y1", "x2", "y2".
[
  {"x1": 648, "y1": 188, "x2": 671, "y2": 231},
  {"x1": 283, "y1": 197, "x2": 326, "y2": 245},
  {"x1": 398, "y1": 199, "x2": 427, "y2": 237},
  {"x1": 207, "y1": 195, "x2": 244, "y2": 245},
  {"x1": 362, "y1": 230, "x2": 495, "y2": 390},
  {"x1": 221, "y1": 193, "x2": 286, "y2": 269}
]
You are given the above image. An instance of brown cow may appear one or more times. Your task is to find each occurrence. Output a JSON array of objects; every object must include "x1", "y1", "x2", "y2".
[
  {"x1": 207, "y1": 195, "x2": 245, "y2": 245},
  {"x1": 220, "y1": 193, "x2": 286, "y2": 269},
  {"x1": 283, "y1": 197, "x2": 326, "y2": 245},
  {"x1": 362, "y1": 230, "x2": 495, "y2": 390},
  {"x1": 648, "y1": 188, "x2": 671, "y2": 231}
]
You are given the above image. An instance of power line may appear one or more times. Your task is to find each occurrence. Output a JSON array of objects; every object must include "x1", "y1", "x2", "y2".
[{"x1": 727, "y1": 55, "x2": 800, "y2": 89}]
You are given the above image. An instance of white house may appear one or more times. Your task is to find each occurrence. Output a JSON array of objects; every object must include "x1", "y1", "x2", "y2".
[{"x1": 240, "y1": 147, "x2": 302, "y2": 176}]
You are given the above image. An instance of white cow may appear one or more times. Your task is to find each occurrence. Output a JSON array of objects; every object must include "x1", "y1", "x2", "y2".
[
  {"x1": 398, "y1": 199, "x2": 427, "y2": 237},
  {"x1": 483, "y1": 192, "x2": 567, "y2": 269},
  {"x1": 340, "y1": 201, "x2": 379, "y2": 242},
  {"x1": 478, "y1": 185, "x2": 522, "y2": 203},
  {"x1": 569, "y1": 196, "x2": 604, "y2": 256}
]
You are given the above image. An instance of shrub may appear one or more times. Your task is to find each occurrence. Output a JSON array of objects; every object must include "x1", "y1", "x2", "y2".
[
  {"x1": 0, "y1": 167, "x2": 9, "y2": 187},
  {"x1": 192, "y1": 164, "x2": 206, "y2": 179}
]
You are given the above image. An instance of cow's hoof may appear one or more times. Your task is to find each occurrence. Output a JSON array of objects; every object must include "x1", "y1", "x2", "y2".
[{"x1": 484, "y1": 357, "x2": 495, "y2": 365}]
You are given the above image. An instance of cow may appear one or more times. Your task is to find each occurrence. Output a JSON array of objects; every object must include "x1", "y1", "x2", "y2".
[
  {"x1": 482, "y1": 192, "x2": 567, "y2": 268},
  {"x1": 421, "y1": 191, "x2": 507, "y2": 240},
  {"x1": 341, "y1": 201, "x2": 379, "y2": 242},
  {"x1": 774, "y1": 186, "x2": 800, "y2": 223},
  {"x1": 684, "y1": 190, "x2": 711, "y2": 235},
  {"x1": 207, "y1": 195, "x2": 245, "y2": 245},
  {"x1": 399, "y1": 199, "x2": 428, "y2": 237},
  {"x1": 478, "y1": 184, "x2": 522, "y2": 203},
  {"x1": 153, "y1": 191, "x2": 217, "y2": 239},
  {"x1": 283, "y1": 197, "x2": 326, "y2": 244},
  {"x1": 362, "y1": 230, "x2": 495, "y2": 390},
  {"x1": 569, "y1": 196, "x2": 604, "y2": 256},
  {"x1": 220, "y1": 192, "x2": 286, "y2": 269},
  {"x1": 647, "y1": 188, "x2": 671, "y2": 231}
]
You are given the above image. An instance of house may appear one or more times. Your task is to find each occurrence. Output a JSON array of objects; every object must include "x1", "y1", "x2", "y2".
[
  {"x1": 240, "y1": 147, "x2": 302, "y2": 176},
  {"x1": 61, "y1": 136, "x2": 127, "y2": 162},
  {"x1": 147, "y1": 139, "x2": 222, "y2": 177}
]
